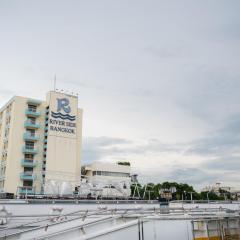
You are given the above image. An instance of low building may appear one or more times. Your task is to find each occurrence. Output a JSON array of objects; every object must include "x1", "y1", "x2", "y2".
[
  {"x1": 81, "y1": 162, "x2": 131, "y2": 198},
  {"x1": 230, "y1": 189, "x2": 240, "y2": 201},
  {"x1": 202, "y1": 183, "x2": 231, "y2": 197}
]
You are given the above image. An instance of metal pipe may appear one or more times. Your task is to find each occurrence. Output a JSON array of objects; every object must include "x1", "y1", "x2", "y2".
[{"x1": 141, "y1": 220, "x2": 144, "y2": 240}]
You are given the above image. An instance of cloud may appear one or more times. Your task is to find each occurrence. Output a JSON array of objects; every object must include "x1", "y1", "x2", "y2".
[
  {"x1": 82, "y1": 136, "x2": 184, "y2": 164},
  {"x1": 202, "y1": 156, "x2": 240, "y2": 171},
  {"x1": 176, "y1": 66, "x2": 240, "y2": 122},
  {"x1": 166, "y1": 167, "x2": 217, "y2": 185},
  {"x1": 144, "y1": 45, "x2": 184, "y2": 59},
  {"x1": 187, "y1": 113, "x2": 240, "y2": 156},
  {"x1": 0, "y1": 89, "x2": 15, "y2": 96},
  {"x1": 82, "y1": 112, "x2": 240, "y2": 189},
  {"x1": 82, "y1": 136, "x2": 132, "y2": 164},
  {"x1": 1, "y1": 0, "x2": 240, "y2": 190},
  {"x1": 63, "y1": 80, "x2": 105, "y2": 91}
]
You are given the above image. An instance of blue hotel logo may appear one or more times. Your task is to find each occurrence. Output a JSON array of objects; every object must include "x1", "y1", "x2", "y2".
[
  {"x1": 51, "y1": 98, "x2": 76, "y2": 121},
  {"x1": 57, "y1": 98, "x2": 71, "y2": 113}
]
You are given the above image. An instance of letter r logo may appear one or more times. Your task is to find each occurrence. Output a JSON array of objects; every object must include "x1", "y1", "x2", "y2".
[{"x1": 57, "y1": 98, "x2": 71, "y2": 113}]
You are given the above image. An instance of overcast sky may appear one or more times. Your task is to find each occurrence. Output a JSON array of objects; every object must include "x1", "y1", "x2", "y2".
[{"x1": 1, "y1": 0, "x2": 240, "y2": 190}]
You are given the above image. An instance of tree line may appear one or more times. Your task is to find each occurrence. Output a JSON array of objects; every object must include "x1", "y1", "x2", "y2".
[{"x1": 131, "y1": 182, "x2": 231, "y2": 200}]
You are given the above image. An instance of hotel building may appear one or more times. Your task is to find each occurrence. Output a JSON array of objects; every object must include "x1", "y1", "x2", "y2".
[{"x1": 0, "y1": 91, "x2": 83, "y2": 196}]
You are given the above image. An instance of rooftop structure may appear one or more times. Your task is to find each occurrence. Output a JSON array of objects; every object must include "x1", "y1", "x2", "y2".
[
  {"x1": 0, "y1": 200, "x2": 240, "y2": 240},
  {"x1": 81, "y1": 162, "x2": 132, "y2": 198}
]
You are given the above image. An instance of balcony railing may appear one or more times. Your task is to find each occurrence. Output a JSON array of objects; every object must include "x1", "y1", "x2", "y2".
[
  {"x1": 18, "y1": 186, "x2": 34, "y2": 194},
  {"x1": 25, "y1": 109, "x2": 41, "y2": 117},
  {"x1": 0, "y1": 175, "x2": 5, "y2": 181},
  {"x1": 5, "y1": 112, "x2": 11, "y2": 118},
  {"x1": 21, "y1": 159, "x2": 37, "y2": 167},
  {"x1": 24, "y1": 121, "x2": 41, "y2": 129},
  {"x1": 22, "y1": 147, "x2": 38, "y2": 154},
  {"x1": 23, "y1": 133, "x2": 40, "y2": 141},
  {"x1": 2, "y1": 149, "x2": 7, "y2": 155},
  {"x1": 20, "y1": 172, "x2": 36, "y2": 180}
]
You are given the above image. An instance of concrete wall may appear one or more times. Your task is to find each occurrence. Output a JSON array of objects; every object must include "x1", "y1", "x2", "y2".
[{"x1": 45, "y1": 91, "x2": 82, "y2": 187}]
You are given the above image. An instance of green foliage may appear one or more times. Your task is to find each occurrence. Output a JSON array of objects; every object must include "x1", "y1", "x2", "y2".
[
  {"x1": 130, "y1": 181, "x2": 230, "y2": 201},
  {"x1": 199, "y1": 191, "x2": 224, "y2": 201}
]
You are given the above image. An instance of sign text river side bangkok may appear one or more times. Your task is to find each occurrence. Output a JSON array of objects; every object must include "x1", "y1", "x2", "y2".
[{"x1": 49, "y1": 97, "x2": 77, "y2": 134}]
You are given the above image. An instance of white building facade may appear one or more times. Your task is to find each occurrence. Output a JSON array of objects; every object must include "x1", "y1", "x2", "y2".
[
  {"x1": 0, "y1": 91, "x2": 83, "y2": 196},
  {"x1": 82, "y1": 162, "x2": 131, "y2": 198}
]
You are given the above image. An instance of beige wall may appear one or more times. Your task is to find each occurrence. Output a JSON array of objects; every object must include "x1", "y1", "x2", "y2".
[{"x1": 45, "y1": 91, "x2": 82, "y2": 187}]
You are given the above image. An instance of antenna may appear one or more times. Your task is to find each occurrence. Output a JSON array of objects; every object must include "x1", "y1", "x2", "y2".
[{"x1": 54, "y1": 74, "x2": 57, "y2": 91}]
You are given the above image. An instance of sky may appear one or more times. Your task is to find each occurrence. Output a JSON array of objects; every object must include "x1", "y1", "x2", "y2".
[{"x1": 0, "y1": 0, "x2": 240, "y2": 190}]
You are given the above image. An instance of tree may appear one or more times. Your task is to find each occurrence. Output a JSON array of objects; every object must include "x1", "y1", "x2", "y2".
[
  {"x1": 200, "y1": 191, "x2": 224, "y2": 201},
  {"x1": 130, "y1": 181, "x2": 231, "y2": 201}
]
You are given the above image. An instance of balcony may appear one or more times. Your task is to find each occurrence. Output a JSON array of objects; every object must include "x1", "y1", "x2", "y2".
[
  {"x1": 24, "y1": 121, "x2": 40, "y2": 129},
  {"x1": 0, "y1": 161, "x2": 6, "y2": 167},
  {"x1": 25, "y1": 109, "x2": 41, "y2": 117},
  {"x1": 5, "y1": 112, "x2": 11, "y2": 118},
  {"x1": 2, "y1": 149, "x2": 7, "y2": 155},
  {"x1": 21, "y1": 159, "x2": 37, "y2": 167},
  {"x1": 0, "y1": 175, "x2": 5, "y2": 181},
  {"x1": 23, "y1": 133, "x2": 40, "y2": 141},
  {"x1": 22, "y1": 147, "x2": 38, "y2": 154},
  {"x1": 20, "y1": 172, "x2": 36, "y2": 180},
  {"x1": 18, "y1": 186, "x2": 34, "y2": 194}
]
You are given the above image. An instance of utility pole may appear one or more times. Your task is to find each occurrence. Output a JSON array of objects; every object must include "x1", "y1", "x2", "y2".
[
  {"x1": 207, "y1": 192, "x2": 210, "y2": 203},
  {"x1": 189, "y1": 192, "x2": 194, "y2": 202}
]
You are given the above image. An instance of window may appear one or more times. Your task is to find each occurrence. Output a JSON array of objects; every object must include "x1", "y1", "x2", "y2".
[
  {"x1": 25, "y1": 154, "x2": 34, "y2": 160},
  {"x1": 27, "y1": 117, "x2": 36, "y2": 124},
  {"x1": 25, "y1": 141, "x2": 34, "y2": 149},
  {"x1": 23, "y1": 181, "x2": 33, "y2": 187},
  {"x1": 24, "y1": 167, "x2": 33, "y2": 173},
  {"x1": 92, "y1": 171, "x2": 130, "y2": 178},
  {"x1": 28, "y1": 105, "x2": 37, "y2": 112},
  {"x1": 27, "y1": 129, "x2": 35, "y2": 136}
]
